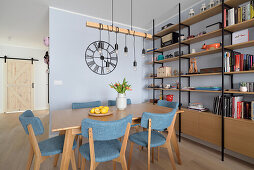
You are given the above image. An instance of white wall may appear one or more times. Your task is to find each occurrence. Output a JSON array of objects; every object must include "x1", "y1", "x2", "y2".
[{"x1": 0, "y1": 44, "x2": 49, "y2": 113}]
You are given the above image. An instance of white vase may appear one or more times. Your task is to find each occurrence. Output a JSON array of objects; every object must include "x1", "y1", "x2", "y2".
[
  {"x1": 240, "y1": 86, "x2": 247, "y2": 92},
  {"x1": 116, "y1": 93, "x2": 127, "y2": 110}
]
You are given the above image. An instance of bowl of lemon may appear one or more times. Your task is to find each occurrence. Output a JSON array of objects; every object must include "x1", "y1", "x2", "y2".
[{"x1": 89, "y1": 106, "x2": 112, "y2": 116}]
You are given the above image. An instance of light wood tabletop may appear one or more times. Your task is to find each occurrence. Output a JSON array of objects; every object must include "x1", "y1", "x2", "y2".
[{"x1": 51, "y1": 103, "x2": 183, "y2": 170}]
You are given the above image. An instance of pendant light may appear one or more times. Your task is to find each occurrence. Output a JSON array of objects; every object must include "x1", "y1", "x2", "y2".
[
  {"x1": 130, "y1": 0, "x2": 137, "y2": 71},
  {"x1": 133, "y1": 31, "x2": 137, "y2": 71},
  {"x1": 142, "y1": 33, "x2": 147, "y2": 57},
  {"x1": 98, "y1": 23, "x2": 103, "y2": 54},
  {"x1": 124, "y1": 30, "x2": 129, "y2": 56},
  {"x1": 106, "y1": 25, "x2": 111, "y2": 72},
  {"x1": 115, "y1": 27, "x2": 119, "y2": 54}
]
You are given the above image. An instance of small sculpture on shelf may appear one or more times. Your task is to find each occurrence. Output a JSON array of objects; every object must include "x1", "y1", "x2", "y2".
[
  {"x1": 201, "y1": 43, "x2": 221, "y2": 50},
  {"x1": 189, "y1": 58, "x2": 198, "y2": 74},
  {"x1": 200, "y1": 3, "x2": 207, "y2": 13},
  {"x1": 208, "y1": 0, "x2": 215, "y2": 9},
  {"x1": 189, "y1": 8, "x2": 195, "y2": 18}
]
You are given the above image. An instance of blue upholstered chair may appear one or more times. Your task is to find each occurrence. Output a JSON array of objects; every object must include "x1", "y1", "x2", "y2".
[
  {"x1": 72, "y1": 100, "x2": 101, "y2": 168},
  {"x1": 128, "y1": 109, "x2": 178, "y2": 170},
  {"x1": 72, "y1": 101, "x2": 101, "y2": 109},
  {"x1": 79, "y1": 114, "x2": 132, "y2": 170},
  {"x1": 157, "y1": 100, "x2": 179, "y2": 109},
  {"x1": 19, "y1": 110, "x2": 77, "y2": 170},
  {"x1": 107, "y1": 99, "x2": 132, "y2": 106}
]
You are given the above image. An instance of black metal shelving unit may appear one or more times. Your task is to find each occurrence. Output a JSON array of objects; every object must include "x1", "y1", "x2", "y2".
[{"x1": 148, "y1": 0, "x2": 254, "y2": 161}]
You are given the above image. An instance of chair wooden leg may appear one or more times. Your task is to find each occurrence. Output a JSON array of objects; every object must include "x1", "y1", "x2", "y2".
[
  {"x1": 151, "y1": 148, "x2": 154, "y2": 163},
  {"x1": 81, "y1": 157, "x2": 86, "y2": 170},
  {"x1": 78, "y1": 135, "x2": 82, "y2": 168},
  {"x1": 171, "y1": 130, "x2": 182, "y2": 164},
  {"x1": 127, "y1": 142, "x2": 134, "y2": 170},
  {"x1": 26, "y1": 145, "x2": 34, "y2": 170},
  {"x1": 157, "y1": 147, "x2": 160, "y2": 162},
  {"x1": 166, "y1": 142, "x2": 176, "y2": 170},
  {"x1": 148, "y1": 145, "x2": 150, "y2": 170},
  {"x1": 120, "y1": 156, "x2": 127, "y2": 170},
  {"x1": 90, "y1": 162, "x2": 95, "y2": 170},
  {"x1": 71, "y1": 150, "x2": 77, "y2": 170},
  {"x1": 33, "y1": 157, "x2": 41, "y2": 170},
  {"x1": 53, "y1": 154, "x2": 60, "y2": 167},
  {"x1": 113, "y1": 161, "x2": 116, "y2": 170}
]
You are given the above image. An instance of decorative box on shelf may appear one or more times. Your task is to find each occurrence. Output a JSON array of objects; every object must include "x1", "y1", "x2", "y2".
[{"x1": 157, "y1": 67, "x2": 172, "y2": 77}]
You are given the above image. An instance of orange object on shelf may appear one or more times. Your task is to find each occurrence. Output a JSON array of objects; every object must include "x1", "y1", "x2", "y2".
[{"x1": 201, "y1": 43, "x2": 221, "y2": 50}]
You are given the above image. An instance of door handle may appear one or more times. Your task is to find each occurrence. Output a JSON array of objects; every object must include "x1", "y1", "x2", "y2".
[{"x1": 32, "y1": 83, "x2": 34, "y2": 88}]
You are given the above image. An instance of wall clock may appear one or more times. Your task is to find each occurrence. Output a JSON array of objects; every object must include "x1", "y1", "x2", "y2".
[{"x1": 85, "y1": 41, "x2": 118, "y2": 75}]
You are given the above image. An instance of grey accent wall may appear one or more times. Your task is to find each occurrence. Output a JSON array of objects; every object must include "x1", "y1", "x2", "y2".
[
  {"x1": 49, "y1": 8, "x2": 149, "y2": 134},
  {"x1": 145, "y1": 0, "x2": 254, "y2": 111}
]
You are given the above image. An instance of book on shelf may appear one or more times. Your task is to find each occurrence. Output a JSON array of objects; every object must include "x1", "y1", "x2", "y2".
[
  {"x1": 224, "y1": 52, "x2": 254, "y2": 72},
  {"x1": 213, "y1": 95, "x2": 253, "y2": 120},
  {"x1": 224, "y1": 1, "x2": 254, "y2": 26}
]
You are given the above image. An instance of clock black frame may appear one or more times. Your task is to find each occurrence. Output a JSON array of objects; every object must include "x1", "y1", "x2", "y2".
[{"x1": 85, "y1": 41, "x2": 118, "y2": 75}]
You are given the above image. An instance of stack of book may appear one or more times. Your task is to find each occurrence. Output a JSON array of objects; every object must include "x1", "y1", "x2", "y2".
[
  {"x1": 213, "y1": 96, "x2": 254, "y2": 120},
  {"x1": 224, "y1": 1, "x2": 254, "y2": 27},
  {"x1": 224, "y1": 52, "x2": 254, "y2": 72}
]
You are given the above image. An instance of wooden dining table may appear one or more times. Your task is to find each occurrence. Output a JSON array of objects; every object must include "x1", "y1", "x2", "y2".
[{"x1": 51, "y1": 103, "x2": 184, "y2": 170}]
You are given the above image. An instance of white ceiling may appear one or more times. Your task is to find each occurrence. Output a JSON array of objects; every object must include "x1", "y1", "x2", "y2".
[{"x1": 0, "y1": 0, "x2": 200, "y2": 49}]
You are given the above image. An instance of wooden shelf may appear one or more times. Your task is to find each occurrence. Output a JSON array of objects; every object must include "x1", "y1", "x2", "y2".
[
  {"x1": 225, "y1": 40, "x2": 254, "y2": 50},
  {"x1": 225, "y1": 18, "x2": 254, "y2": 32},
  {"x1": 182, "y1": 73, "x2": 221, "y2": 77},
  {"x1": 146, "y1": 75, "x2": 179, "y2": 79},
  {"x1": 225, "y1": 90, "x2": 254, "y2": 95},
  {"x1": 183, "y1": 29, "x2": 222, "y2": 44},
  {"x1": 182, "y1": 70, "x2": 254, "y2": 77},
  {"x1": 181, "y1": 48, "x2": 222, "y2": 58},
  {"x1": 156, "y1": 43, "x2": 182, "y2": 52},
  {"x1": 147, "y1": 87, "x2": 254, "y2": 95},
  {"x1": 181, "y1": 4, "x2": 222, "y2": 26},
  {"x1": 146, "y1": 57, "x2": 179, "y2": 64},
  {"x1": 225, "y1": 0, "x2": 250, "y2": 8}
]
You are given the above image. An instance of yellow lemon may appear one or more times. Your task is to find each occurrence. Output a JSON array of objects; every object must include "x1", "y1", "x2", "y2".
[
  {"x1": 104, "y1": 106, "x2": 109, "y2": 110},
  {"x1": 95, "y1": 108, "x2": 101, "y2": 114},
  {"x1": 100, "y1": 108, "x2": 108, "y2": 114},
  {"x1": 90, "y1": 108, "x2": 95, "y2": 114},
  {"x1": 99, "y1": 106, "x2": 104, "y2": 109}
]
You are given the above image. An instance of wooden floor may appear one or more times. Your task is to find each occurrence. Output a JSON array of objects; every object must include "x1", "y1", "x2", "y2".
[{"x1": 0, "y1": 110, "x2": 253, "y2": 170}]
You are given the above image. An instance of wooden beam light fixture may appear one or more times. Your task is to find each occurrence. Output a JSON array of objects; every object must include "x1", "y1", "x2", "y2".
[{"x1": 86, "y1": 21, "x2": 152, "y2": 40}]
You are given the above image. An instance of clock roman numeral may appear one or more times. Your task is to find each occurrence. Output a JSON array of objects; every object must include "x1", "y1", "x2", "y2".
[
  {"x1": 109, "y1": 50, "x2": 115, "y2": 55},
  {"x1": 93, "y1": 65, "x2": 99, "y2": 73},
  {"x1": 111, "y1": 57, "x2": 117, "y2": 61},
  {"x1": 87, "y1": 61, "x2": 96, "y2": 67},
  {"x1": 86, "y1": 55, "x2": 94, "y2": 60},
  {"x1": 101, "y1": 67, "x2": 105, "y2": 74},
  {"x1": 109, "y1": 62, "x2": 116, "y2": 68},
  {"x1": 87, "y1": 47, "x2": 95, "y2": 53}
]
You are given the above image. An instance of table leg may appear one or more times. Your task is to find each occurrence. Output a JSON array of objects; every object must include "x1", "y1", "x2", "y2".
[{"x1": 60, "y1": 129, "x2": 75, "y2": 170}]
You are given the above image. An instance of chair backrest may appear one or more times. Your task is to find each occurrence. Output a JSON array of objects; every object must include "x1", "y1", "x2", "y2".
[
  {"x1": 72, "y1": 101, "x2": 101, "y2": 109},
  {"x1": 140, "y1": 109, "x2": 177, "y2": 131},
  {"x1": 157, "y1": 100, "x2": 179, "y2": 109},
  {"x1": 108, "y1": 99, "x2": 131, "y2": 106},
  {"x1": 81, "y1": 114, "x2": 133, "y2": 141},
  {"x1": 19, "y1": 110, "x2": 44, "y2": 136}
]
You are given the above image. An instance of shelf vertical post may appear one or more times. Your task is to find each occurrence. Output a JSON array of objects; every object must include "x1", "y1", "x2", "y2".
[
  {"x1": 178, "y1": 2, "x2": 182, "y2": 142},
  {"x1": 152, "y1": 19, "x2": 155, "y2": 105},
  {"x1": 221, "y1": 0, "x2": 225, "y2": 161}
]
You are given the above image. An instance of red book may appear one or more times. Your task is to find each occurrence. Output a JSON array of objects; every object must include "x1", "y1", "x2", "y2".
[
  {"x1": 237, "y1": 102, "x2": 242, "y2": 119},
  {"x1": 235, "y1": 55, "x2": 240, "y2": 71},
  {"x1": 240, "y1": 54, "x2": 244, "y2": 71},
  {"x1": 224, "y1": 9, "x2": 227, "y2": 27}
]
